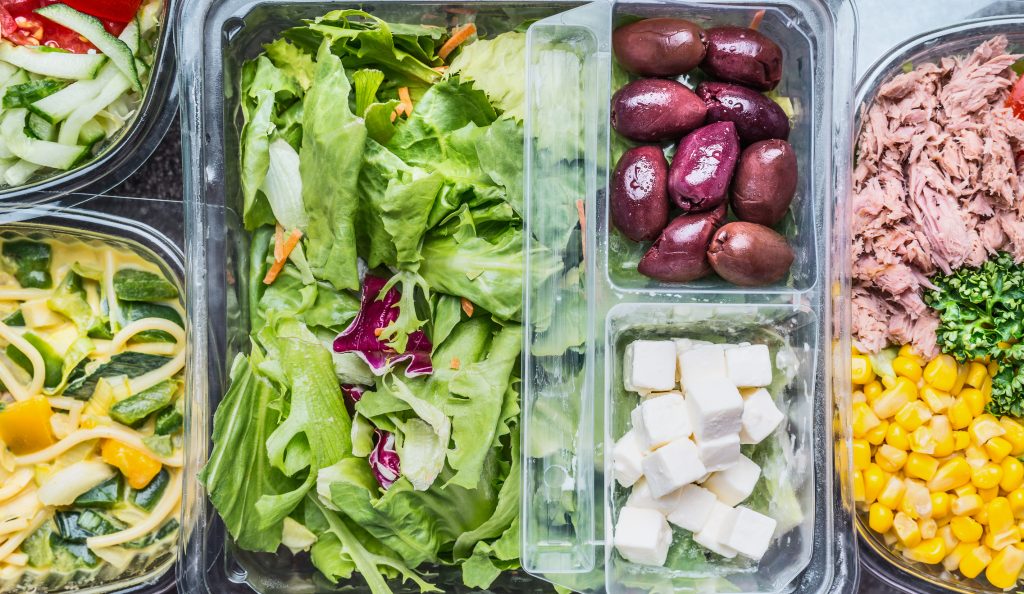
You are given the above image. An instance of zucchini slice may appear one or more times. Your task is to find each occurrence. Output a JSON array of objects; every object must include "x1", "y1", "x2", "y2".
[{"x1": 34, "y1": 4, "x2": 142, "y2": 92}]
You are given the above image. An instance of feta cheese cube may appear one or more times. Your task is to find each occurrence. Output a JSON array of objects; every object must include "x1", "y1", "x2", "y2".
[
  {"x1": 703, "y1": 455, "x2": 762, "y2": 506},
  {"x1": 722, "y1": 506, "x2": 778, "y2": 561},
  {"x1": 630, "y1": 393, "x2": 691, "y2": 450},
  {"x1": 624, "y1": 341, "x2": 677, "y2": 394},
  {"x1": 614, "y1": 506, "x2": 672, "y2": 566},
  {"x1": 667, "y1": 484, "x2": 718, "y2": 532},
  {"x1": 740, "y1": 388, "x2": 786, "y2": 444},
  {"x1": 694, "y1": 501, "x2": 738, "y2": 558},
  {"x1": 695, "y1": 433, "x2": 741, "y2": 472},
  {"x1": 684, "y1": 375, "x2": 743, "y2": 440},
  {"x1": 641, "y1": 437, "x2": 707, "y2": 497},
  {"x1": 614, "y1": 430, "x2": 646, "y2": 487},
  {"x1": 626, "y1": 478, "x2": 683, "y2": 515},
  {"x1": 673, "y1": 338, "x2": 712, "y2": 355},
  {"x1": 725, "y1": 344, "x2": 773, "y2": 387},
  {"x1": 679, "y1": 345, "x2": 727, "y2": 390}
]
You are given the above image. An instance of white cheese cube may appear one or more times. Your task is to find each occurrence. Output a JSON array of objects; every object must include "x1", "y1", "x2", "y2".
[
  {"x1": 722, "y1": 506, "x2": 778, "y2": 561},
  {"x1": 725, "y1": 344, "x2": 773, "y2": 387},
  {"x1": 694, "y1": 501, "x2": 738, "y2": 558},
  {"x1": 630, "y1": 393, "x2": 691, "y2": 450},
  {"x1": 679, "y1": 345, "x2": 727, "y2": 391},
  {"x1": 740, "y1": 388, "x2": 786, "y2": 444},
  {"x1": 666, "y1": 484, "x2": 718, "y2": 532},
  {"x1": 614, "y1": 506, "x2": 672, "y2": 566},
  {"x1": 695, "y1": 433, "x2": 741, "y2": 472},
  {"x1": 626, "y1": 478, "x2": 683, "y2": 515},
  {"x1": 703, "y1": 455, "x2": 762, "y2": 506},
  {"x1": 624, "y1": 340, "x2": 677, "y2": 394},
  {"x1": 684, "y1": 375, "x2": 743, "y2": 440},
  {"x1": 614, "y1": 430, "x2": 646, "y2": 487},
  {"x1": 673, "y1": 339, "x2": 711, "y2": 381},
  {"x1": 641, "y1": 438, "x2": 706, "y2": 497}
]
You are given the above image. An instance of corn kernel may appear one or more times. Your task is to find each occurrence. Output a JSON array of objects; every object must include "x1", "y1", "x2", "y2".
[
  {"x1": 985, "y1": 527, "x2": 1022, "y2": 551},
  {"x1": 931, "y1": 492, "x2": 951, "y2": 520},
  {"x1": 989, "y1": 360, "x2": 1000, "y2": 378},
  {"x1": 990, "y1": 498, "x2": 1016, "y2": 533},
  {"x1": 934, "y1": 433, "x2": 956, "y2": 459},
  {"x1": 893, "y1": 356, "x2": 923, "y2": 382},
  {"x1": 869, "y1": 502, "x2": 894, "y2": 533},
  {"x1": 954, "y1": 430, "x2": 971, "y2": 450},
  {"x1": 852, "y1": 402, "x2": 881, "y2": 439},
  {"x1": 906, "y1": 452, "x2": 939, "y2": 482},
  {"x1": 879, "y1": 476, "x2": 907, "y2": 509},
  {"x1": 900, "y1": 344, "x2": 926, "y2": 366},
  {"x1": 929, "y1": 458, "x2": 973, "y2": 492},
  {"x1": 970, "y1": 414, "x2": 1007, "y2": 447},
  {"x1": 874, "y1": 378, "x2": 918, "y2": 419},
  {"x1": 953, "y1": 363, "x2": 970, "y2": 396},
  {"x1": 977, "y1": 506, "x2": 990, "y2": 525},
  {"x1": 953, "y1": 494, "x2": 984, "y2": 517},
  {"x1": 852, "y1": 354, "x2": 875, "y2": 385},
  {"x1": 903, "y1": 536, "x2": 944, "y2": 564},
  {"x1": 853, "y1": 439, "x2": 871, "y2": 470},
  {"x1": 1002, "y1": 458, "x2": 1024, "y2": 493},
  {"x1": 924, "y1": 355, "x2": 958, "y2": 392},
  {"x1": 938, "y1": 523, "x2": 959, "y2": 550},
  {"x1": 886, "y1": 423, "x2": 910, "y2": 450},
  {"x1": 961, "y1": 544, "x2": 993, "y2": 579},
  {"x1": 864, "y1": 380, "x2": 883, "y2": 402},
  {"x1": 853, "y1": 470, "x2": 865, "y2": 503},
  {"x1": 910, "y1": 426, "x2": 937, "y2": 455},
  {"x1": 983, "y1": 377, "x2": 993, "y2": 404},
  {"x1": 1000, "y1": 418, "x2": 1024, "y2": 456},
  {"x1": 952, "y1": 516, "x2": 984, "y2": 542},
  {"x1": 1008, "y1": 488, "x2": 1024, "y2": 518},
  {"x1": 876, "y1": 444, "x2": 908, "y2": 473},
  {"x1": 945, "y1": 542, "x2": 976, "y2": 572},
  {"x1": 980, "y1": 486, "x2": 1000, "y2": 503},
  {"x1": 985, "y1": 544, "x2": 1024, "y2": 589},
  {"x1": 966, "y1": 362, "x2": 988, "y2": 389},
  {"x1": 902, "y1": 480, "x2": 933, "y2": 519},
  {"x1": 896, "y1": 401, "x2": 933, "y2": 432},
  {"x1": 966, "y1": 445, "x2": 990, "y2": 470},
  {"x1": 949, "y1": 398, "x2": 974, "y2": 430},
  {"x1": 882, "y1": 374, "x2": 897, "y2": 389},
  {"x1": 865, "y1": 420, "x2": 889, "y2": 446},
  {"x1": 962, "y1": 388, "x2": 986, "y2": 418},
  {"x1": 920, "y1": 385, "x2": 952, "y2": 414},
  {"x1": 988, "y1": 437, "x2": 1014, "y2": 463},
  {"x1": 894, "y1": 511, "x2": 922, "y2": 547},
  {"x1": 919, "y1": 517, "x2": 938, "y2": 539},
  {"x1": 864, "y1": 464, "x2": 887, "y2": 505},
  {"x1": 973, "y1": 463, "x2": 1004, "y2": 490}
]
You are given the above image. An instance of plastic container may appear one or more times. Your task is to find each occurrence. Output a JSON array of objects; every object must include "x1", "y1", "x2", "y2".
[
  {"x1": 0, "y1": 2, "x2": 179, "y2": 203},
  {"x1": 0, "y1": 194, "x2": 187, "y2": 594},
  {"x1": 835, "y1": 7, "x2": 1024, "y2": 593},
  {"x1": 522, "y1": 1, "x2": 859, "y2": 592}
]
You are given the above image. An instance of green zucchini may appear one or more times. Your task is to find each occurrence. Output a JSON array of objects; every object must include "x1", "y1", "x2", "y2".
[
  {"x1": 7, "y1": 331, "x2": 63, "y2": 389},
  {"x1": 113, "y1": 269, "x2": 178, "y2": 301},
  {"x1": 2, "y1": 238, "x2": 52, "y2": 289},
  {"x1": 109, "y1": 379, "x2": 178, "y2": 427},
  {"x1": 131, "y1": 467, "x2": 168, "y2": 511},
  {"x1": 73, "y1": 475, "x2": 123, "y2": 509}
]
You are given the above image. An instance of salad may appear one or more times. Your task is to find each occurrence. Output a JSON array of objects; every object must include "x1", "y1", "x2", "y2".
[
  {"x1": 0, "y1": 234, "x2": 185, "y2": 591},
  {"x1": 201, "y1": 10, "x2": 553, "y2": 593},
  {"x1": 0, "y1": 0, "x2": 162, "y2": 188},
  {"x1": 851, "y1": 36, "x2": 1024, "y2": 589}
]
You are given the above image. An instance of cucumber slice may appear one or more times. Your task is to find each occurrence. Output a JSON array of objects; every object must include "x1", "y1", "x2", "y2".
[
  {"x1": 4, "y1": 159, "x2": 39, "y2": 185},
  {"x1": 3, "y1": 78, "x2": 66, "y2": 109},
  {"x1": 1, "y1": 109, "x2": 87, "y2": 170},
  {"x1": 139, "y1": 0, "x2": 161, "y2": 35},
  {"x1": 34, "y1": 4, "x2": 142, "y2": 92},
  {"x1": 29, "y1": 62, "x2": 119, "y2": 124},
  {"x1": 58, "y1": 71, "x2": 132, "y2": 146},
  {"x1": 79, "y1": 118, "x2": 105, "y2": 146},
  {"x1": 0, "y1": 44, "x2": 105, "y2": 80},
  {"x1": 26, "y1": 113, "x2": 56, "y2": 141},
  {"x1": 119, "y1": 17, "x2": 140, "y2": 56},
  {"x1": 0, "y1": 69, "x2": 29, "y2": 95},
  {"x1": 0, "y1": 61, "x2": 19, "y2": 86}
]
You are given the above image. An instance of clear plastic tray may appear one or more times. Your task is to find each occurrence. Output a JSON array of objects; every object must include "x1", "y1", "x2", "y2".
[
  {"x1": 523, "y1": 0, "x2": 859, "y2": 592},
  {"x1": 0, "y1": 3, "x2": 180, "y2": 203},
  {"x1": 835, "y1": 5, "x2": 1024, "y2": 593},
  {"x1": 0, "y1": 194, "x2": 188, "y2": 594}
]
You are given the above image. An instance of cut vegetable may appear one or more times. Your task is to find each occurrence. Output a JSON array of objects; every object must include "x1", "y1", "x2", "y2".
[
  {"x1": 1, "y1": 109, "x2": 88, "y2": 170},
  {"x1": 0, "y1": 44, "x2": 106, "y2": 80},
  {"x1": 34, "y1": 4, "x2": 143, "y2": 92}
]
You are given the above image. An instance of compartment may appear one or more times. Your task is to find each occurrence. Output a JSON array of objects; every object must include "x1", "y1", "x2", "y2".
[{"x1": 0, "y1": 196, "x2": 187, "y2": 594}]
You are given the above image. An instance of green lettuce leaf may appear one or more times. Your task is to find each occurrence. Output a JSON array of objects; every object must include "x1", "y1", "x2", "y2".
[{"x1": 447, "y1": 31, "x2": 526, "y2": 121}]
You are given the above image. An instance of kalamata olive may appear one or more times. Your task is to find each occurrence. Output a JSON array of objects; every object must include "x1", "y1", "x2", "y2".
[
  {"x1": 638, "y1": 204, "x2": 727, "y2": 282},
  {"x1": 611, "y1": 79, "x2": 708, "y2": 143},
  {"x1": 611, "y1": 146, "x2": 670, "y2": 242},
  {"x1": 667, "y1": 121, "x2": 740, "y2": 213},
  {"x1": 731, "y1": 140, "x2": 798, "y2": 227},
  {"x1": 613, "y1": 18, "x2": 707, "y2": 77},
  {"x1": 697, "y1": 82, "x2": 790, "y2": 145},
  {"x1": 707, "y1": 221, "x2": 794, "y2": 286},
  {"x1": 702, "y1": 26, "x2": 783, "y2": 91}
]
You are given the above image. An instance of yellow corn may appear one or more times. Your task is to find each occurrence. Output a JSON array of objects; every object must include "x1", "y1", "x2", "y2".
[
  {"x1": 989, "y1": 360, "x2": 1000, "y2": 378},
  {"x1": 870, "y1": 502, "x2": 895, "y2": 533},
  {"x1": 985, "y1": 545, "x2": 1024, "y2": 589},
  {"x1": 961, "y1": 544, "x2": 993, "y2": 579},
  {"x1": 983, "y1": 376, "x2": 994, "y2": 404},
  {"x1": 895, "y1": 401, "x2": 932, "y2": 432},
  {"x1": 900, "y1": 344, "x2": 926, "y2": 366},
  {"x1": 903, "y1": 536, "x2": 945, "y2": 564},
  {"x1": 990, "y1": 498, "x2": 1016, "y2": 534},
  {"x1": 1000, "y1": 418, "x2": 1024, "y2": 456},
  {"x1": 970, "y1": 414, "x2": 1007, "y2": 447},
  {"x1": 905, "y1": 453, "x2": 939, "y2": 482},
  {"x1": 973, "y1": 463, "x2": 1004, "y2": 490},
  {"x1": 852, "y1": 354, "x2": 875, "y2": 385},
  {"x1": 886, "y1": 423, "x2": 911, "y2": 450},
  {"x1": 952, "y1": 362, "x2": 970, "y2": 396},
  {"x1": 876, "y1": 444, "x2": 908, "y2": 473},
  {"x1": 938, "y1": 524, "x2": 959, "y2": 551},
  {"x1": 864, "y1": 380, "x2": 883, "y2": 402},
  {"x1": 988, "y1": 437, "x2": 1014, "y2": 463},
  {"x1": 952, "y1": 516, "x2": 984, "y2": 543},
  {"x1": 934, "y1": 433, "x2": 956, "y2": 459},
  {"x1": 985, "y1": 527, "x2": 1022, "y2": 551},
  {"x1": 920, "y1": 517, "x2": 938, "y2": 540},
  {"x1": 902, "y1": 480, "x2": 933, "y2": 519},
  {"x1": 920, "y1": 385, "x2": 952, "y2": 414},
  {"x1": 894, "y1": 511, "x2": 922, "y2": 547},
  {"x1": 910, "y1": 426, "x2": 937, "y2": 455},
  {"x1": 931, "y1": 492, "x2": 951, "y2": 520},
  {"x1": 864, "y1": 464, "x2": 887, "y2": 505},
  {"x1": 1008, "y1": 488, "x2": 1024, "y2": 518},
  {"x1": 865, "y1": 420, "x2": 889, "y2": 446},
  {"x1": 953, "y1": 494, "x2": 985, "y2": 517},
  {"x1": 966, "y1": 362, "x2": 988, "y2": 389},
  {"x1": 980, "y1": 486, "x2": 1000, "y2": 503},
  {"x1": 961, "y1": 388, "x2": 987, "y2": 418},
  {"x1": 929, "y1": 458, "x2": 973, "y2": 492},
  {"x1": 946, "y1": 542, "x2": 976, "y2": 572},
  {"x1": 966, "y1": 445, "x2": 990, "y2": 470},
  {"x1": 853, "y1": 439, "x2": 871, "y2": 470},
  {"x1": 882, "y1": 374, "x2": 897, "y2": 389},
  {"x1": 949, "y1": 398, "x2": 974, "y2": 430},
  {"x1": 956, "y1": 484, "x2": 978, "y2": 498},
  {"x1": 893, "y1": 356, "x2": 923, "y2": 382},
  {"x1": 924, "y1": 355, "x2": 958, "y2": 392},
  {"x1": 874, "y1": 378, "x2": 918, "y2": 419},
  {"x1": 1002, "y1": 458, "x2": 1024, "y2": 493},
  {"x1": 853, "y1": 470, "x2": 865, "y2": 503},
  {"x1": 879, "y1": 476, "x2": 907, "y2": 509},
  {"x1": 852, "y1": 403, "x2": 881, "y2": 439},
  {"x1": 954, "y1": 430, "x2": 971, "y2": 450}
]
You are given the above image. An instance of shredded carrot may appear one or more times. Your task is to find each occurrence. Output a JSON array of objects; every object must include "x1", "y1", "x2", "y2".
[
  {"x1": 432, "y1": 65, "x2": 449, "y2": 73},
  {"x1": 576, "y1": 199, "x2": 586, "y2": 259},
  {"x1": 390, "y1": 109, "x2": 398, "y2": 122},
  {"x1": 374, "y1": 328, "x2": 384, "y2": 337},
  {"x1": 273, "y1": 224, "x2": 284, "y2": 261},
  {"x1": 749, "y1": 9, "x2": 766, "y2": 30},
  {"x1": 263, "y1": 228, "x2": 303, "y2": 285},
  {"x1": 398, "y1": 87, "x2": 414, "y2": 116},
  {"x1": 438, "y1": 23, "x2": 476, "y2": 60},
  {"x1": 450, "y1": 357, "x2": 461, "y2": 370},
  {"x1": 461, "y1": 297, "x2": 474, "y2": 318}
]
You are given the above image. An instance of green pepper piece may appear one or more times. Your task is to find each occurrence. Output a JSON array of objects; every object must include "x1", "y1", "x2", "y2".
[
  {"x1": 113, "y1": 269, "x2": 178, "y2": 301},
  {"x1": 132, "y1": 467, "x2": 169, "y2": 511},
  {"x1": 73, "y1": 475, "x2": 123, "y2": 509},
  {"x1": 109, "y1": 380, "x2": 179, "y2": 427},
  {"x1": 2, "y1": 240, "x2": 52, "y2": 289},
  {"x1": 154, "y1": 406, "x2": 183, "y2": 436},
  {"x1": 7, "y1": 331, "x2": 63, "y2": 389},
  {"x1": 2, "y1": 309, "x2": 24, "y2": 326}
]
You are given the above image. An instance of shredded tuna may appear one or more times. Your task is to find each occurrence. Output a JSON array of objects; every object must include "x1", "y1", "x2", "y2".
[{"x1": 852, "y1": 37, "x2": 1024, "y2": 357}]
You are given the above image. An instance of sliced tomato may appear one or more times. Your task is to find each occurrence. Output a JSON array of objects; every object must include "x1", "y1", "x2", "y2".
[
  {"x1": 1008, "y1": 75, "x2": 1024, "y2": 120},
  {"x1": 0, "y1": 0, "x2": 133, "y2": 53},
  {"x1": 60, "y1": 0, "x2": 142, "y2": 24}
]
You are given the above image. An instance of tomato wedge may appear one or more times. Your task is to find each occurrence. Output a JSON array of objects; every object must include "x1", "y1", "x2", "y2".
[
  {"x1": 1009, "y1": 75, "x2": 1024, "y2": 120},
  {"x1": 0, "y1": 0, "x2": 136, "y2": 53}
]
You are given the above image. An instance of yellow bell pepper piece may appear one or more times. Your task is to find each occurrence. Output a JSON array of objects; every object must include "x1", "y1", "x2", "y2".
[
  {"x1": 0, "y1": 397, "x2": 55, "y2": 455},
  {"x1": 101, "y1": 439, "x2": 162, "y2": 490}
]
